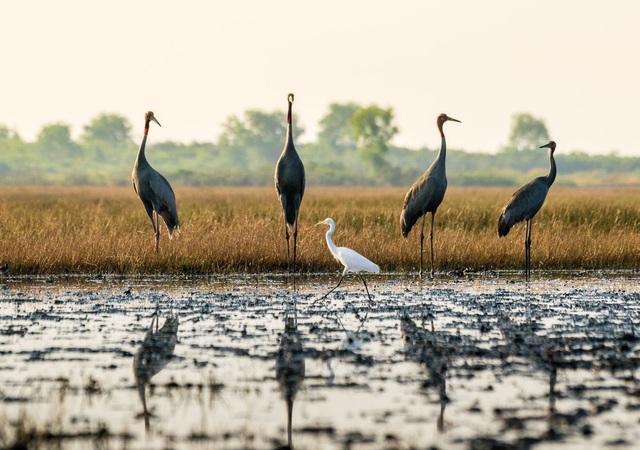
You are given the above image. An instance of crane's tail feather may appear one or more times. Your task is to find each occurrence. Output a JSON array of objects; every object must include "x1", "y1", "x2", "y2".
[
  {"x1": 159, "y1": 209, "x2": 179, "y2": 238},
  {"x1": 285, "y1": 203, "x2": 297, "y2": 226},
  {"x1": 400, "y1": 210, "x2": 415, "y2": 239},
  {"x1": 497, "y1": 214, "x2": 511, "y2": 237}
]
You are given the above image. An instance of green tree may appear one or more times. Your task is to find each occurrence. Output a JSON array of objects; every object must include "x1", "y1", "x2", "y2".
[
  {"x1": 217, "y1": 110, "x2": 303, "y2": 169},
  {"x1": 317, "y1": 102, "x2": 359, "y2": 154},
  {"x1": 0, "y1": 125, "x2": 21, "y2": 141},
  {"x1": 36, "y1": 123, "x2": 81, "y2": 158},
  {"x1": 502, "y1": 113, "x2": 550, "y2": 153},
  {"x1": 350, "y1": 105, "x2": 398, "y2": 173},
  {"x1": 80, "y1": 113, "x2": 132, "y2": 145}
]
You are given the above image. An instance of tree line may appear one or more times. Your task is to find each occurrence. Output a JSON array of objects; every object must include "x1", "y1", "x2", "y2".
[{"x1": 0, "y1": 107, "x2": 638, "y2": 187}]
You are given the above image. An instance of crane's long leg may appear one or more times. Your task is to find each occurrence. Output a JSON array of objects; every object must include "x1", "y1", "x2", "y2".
[
  {"x1": 282, "y1": 214, "x2": 291, "y2": 272},
  {"x1": 526, "y1": 219, "x2": 533, "y2": 282},
  {"x1": 293, "y1": 217, "x2": 298, "y2": 274},
  {"x1": 430, "y1": 212, "x2": 436, "y2": 278},
  {"x1": 524, "y1": 219, "x2": 531, "y2": 281},
  {"x1": 357, "y1": 273, "x2": 374, "y2": 303},
  {"x1": 313, "y1": 275, "x2": 345, "y2": 305},
  {"x1": 419, "y1": 213, "x2": 427, "y2": 278},
  {"x1": 523, "y1": 219, "x2": 528, "y2": 281},
  {"x1": 154, "y1": 211, "x2": 160, "y2": 253},
  {"x1": 286, "y1": 398, "x2": 293, "y2": 448}
]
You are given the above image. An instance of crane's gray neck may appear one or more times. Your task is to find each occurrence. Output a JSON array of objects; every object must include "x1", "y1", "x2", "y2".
[
  {"x1": 135, "y1": 120, "x2": 153, "y2": 167},
  {"x1": 285, "y1": 104, "x2": 294, "y2": 150},
  {"x1": 434, "y1": 135, "x2": 447, "y2": 170},
  {"x1": 135, "y1": 135, "x2": 150, "y2": 167},
  {"x1": 545, "y1": 150, "x2": 557, "y2": 187}
]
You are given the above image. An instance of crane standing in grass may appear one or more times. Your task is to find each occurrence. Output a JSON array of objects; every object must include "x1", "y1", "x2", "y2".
[
  {"x1": 275, "y1": 93, "x2": 305, "y2": 273},
  {"x1": 132, "y1": 111, "x2": 179, "y2": 253},
  {"x1": 400, "y1": 113, "x2": 461, "y2": 278},
  {"x1": 498, "y1": 141, "x2": 557, "y2": 281}
]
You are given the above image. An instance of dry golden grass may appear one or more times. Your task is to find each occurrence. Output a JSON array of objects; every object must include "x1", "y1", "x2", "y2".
[{"x1": 0, "y1": 185, "x2": 637, "y2": 274}]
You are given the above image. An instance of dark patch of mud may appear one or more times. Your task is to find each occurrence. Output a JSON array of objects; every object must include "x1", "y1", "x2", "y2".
[{"x1": 0, "y1": 274, "x2": 638, "y2": 449}]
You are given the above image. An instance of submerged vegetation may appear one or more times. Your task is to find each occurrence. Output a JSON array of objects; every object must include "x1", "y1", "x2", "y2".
[{"x1": 0, "y1": 186, "x2": 637, "y2": 274}]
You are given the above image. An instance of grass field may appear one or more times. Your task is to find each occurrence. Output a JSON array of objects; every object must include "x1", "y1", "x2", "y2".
[{"x1": 0, "y1": 186, "x2": 637, "y2": 274}]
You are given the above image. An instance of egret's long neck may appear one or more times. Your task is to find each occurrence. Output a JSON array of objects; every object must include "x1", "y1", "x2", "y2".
[
  {"x1": 545, "y1": 150, "x2": 557, "y2": 187},
  {"x1": 325, "y1": 225, "x2": 338, "y2": 255}
]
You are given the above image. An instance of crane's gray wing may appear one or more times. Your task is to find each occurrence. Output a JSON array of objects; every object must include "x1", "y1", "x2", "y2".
[
  {"x1": 148, "y1": 173, "x2": 175, "y2": 208},
  {"x1": 498, "y1": 179, "x2": 548, "y2": 236},
  {"x1": 400, "y1": 171, "x2": 447, "y2": 238},
  {"x1": 148, "y1": 172, "x2": 179, "y2": 233}
]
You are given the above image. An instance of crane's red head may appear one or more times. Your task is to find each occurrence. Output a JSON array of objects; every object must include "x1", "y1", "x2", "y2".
[
  {"x1": 143, "y1": 111, "x2": 161, "y2": 135},
  {"x1": 436, "y1": 113, "x2": 461, "y2": 136},
  {"x1": 286, "y1": 93, "x2": 294, "y2": 124},
  {"x1": 145, "y1": 111, "x2": 161, "y2": 127},
  {"x1": 540, "y1": 141, "x2": 556, "y2": 152}
]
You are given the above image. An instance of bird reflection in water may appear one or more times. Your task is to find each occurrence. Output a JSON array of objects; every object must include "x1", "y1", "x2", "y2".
[
  {"x1": 275, "y1": 300, "x2": 306, "y2": 449},
  {"x1": 401, "y1": 315, "x2": 450, "y2": 433},
  {"x1": 323, "y1": 299, "x2": 372, "y2": 384},
  {"x1": 498, "y1": 319, "x2": 569, "y2": 438},
  {"x1": 133, "y1": 311, "x2": 179, "y2": 431}
]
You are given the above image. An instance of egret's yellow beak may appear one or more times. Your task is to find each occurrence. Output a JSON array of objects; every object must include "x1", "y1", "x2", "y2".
[{"x1": 315, "y1": 220, "x2": 325, "y2": 226}]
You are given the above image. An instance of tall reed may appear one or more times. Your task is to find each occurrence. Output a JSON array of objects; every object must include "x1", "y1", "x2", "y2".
[{"x1": 0, "y1": 186, "x2": 637, "y2": 274}]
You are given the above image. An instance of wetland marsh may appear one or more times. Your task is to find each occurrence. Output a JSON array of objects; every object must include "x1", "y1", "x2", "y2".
[{"x1": 1, "y1": 273, "x2": 639, "y2": 449}]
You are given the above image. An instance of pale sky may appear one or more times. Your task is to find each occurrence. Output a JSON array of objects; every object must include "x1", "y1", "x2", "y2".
[{"x1": 1, "y1": 1, "x2": 639, "y2": 155}]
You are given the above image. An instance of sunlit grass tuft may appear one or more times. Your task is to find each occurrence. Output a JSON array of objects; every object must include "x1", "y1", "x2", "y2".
[{"x1": 0, "y1": 186, "x2": 637, "y2": 274}]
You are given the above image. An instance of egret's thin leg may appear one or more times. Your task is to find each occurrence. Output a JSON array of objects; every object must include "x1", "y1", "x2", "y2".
[
  {"x1": 357, "y1": 274, "x2": 374, "y2": 303},
  {"x1": 430, "y1": 212, "x2": 436, "y2": 278},
  {"x1": 313, "y1": 275, "x2": 345, "y2": 304},
  {"x1": 419, "y1": 213, "x2": 427, "y2": 278}
]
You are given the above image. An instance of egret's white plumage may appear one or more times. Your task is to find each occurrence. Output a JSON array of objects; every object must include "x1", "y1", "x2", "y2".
[
  {"x1": 316, "y1": 218, "x2": 379, "y2": 302},
  {"x1": 320, "y1": 218, "x2": 380, "y2": 275}
]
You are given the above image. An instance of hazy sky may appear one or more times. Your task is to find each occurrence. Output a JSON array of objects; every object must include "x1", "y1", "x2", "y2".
[{"x1": 1, "y1": 1, "x2": 639, "y2": 155}]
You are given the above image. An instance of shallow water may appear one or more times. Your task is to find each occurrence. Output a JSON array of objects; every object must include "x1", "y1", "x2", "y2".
[{"x1": 0, "y1": 273, "x2": 639, "y2": 449}]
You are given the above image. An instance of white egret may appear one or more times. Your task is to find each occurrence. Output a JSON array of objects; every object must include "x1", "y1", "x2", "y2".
[{"x1": 315, "y1": 218, "x2": 380, "y2": 302}]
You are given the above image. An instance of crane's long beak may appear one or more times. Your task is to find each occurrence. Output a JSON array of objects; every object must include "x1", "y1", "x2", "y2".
[
  {"x1": 448, "y1": 117, "x2": 461, "y2": 123},
  {"x1": 152, "y1": 117, "x2": 162, "y2": 127},
  {"x1": 539, "y1": 142, "x2": 552, "y2": 149}
]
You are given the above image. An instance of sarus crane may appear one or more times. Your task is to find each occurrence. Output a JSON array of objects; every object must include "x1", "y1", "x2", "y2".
[
  {"x1": 274, "y1": 93, "x2": 305, "y2": 273},
  {"x1": 132, "y1": 111, "x2": 179, "y2": 252},
  {"x1": 400, "y1": 113, "x2": 461, "y2": 277},
  {"x1": 498, "y1": 140, "x2": 557, "y2": 281}
]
